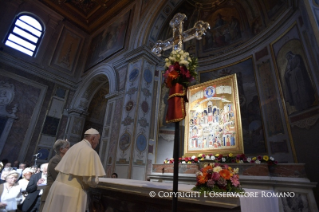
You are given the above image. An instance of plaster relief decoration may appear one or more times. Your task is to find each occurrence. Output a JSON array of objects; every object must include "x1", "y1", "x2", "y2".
[
  {"x1": 116, "y1": 64, "x2": 141, "y2": 164},
  {"x1": 281, "y1": 193, "x2": 310, "y2": 211},
  {"x1": 270, "y1": 23, "x2": 319, "y2": 128},
  {"x1": 0, "y1": 82, "x2": 15, "y2": 110},
  {"x1": 138, "y1": 117, "x2": 149, "y2": 128},
  {"x1": 118, "y1": 132, "x2": 131, "y2": 164},
  {"x1": 141, "y1": 88, "x2": 152, "y2": 98},
  {"x1": 0, "y1": 72, "x2": 45, "y2": 162},
  {"x1": 51, "y1": 27, "x2": 82, "y2": 73},
  {"x1": 85, "y1": 10, "x2": 131, "y2": 70},
  {"x1": 133, "y1": 65, "x2": 154, "y2": 165},
  {"x1": 122, "y1": 116, "x2": 134, "y2": 126},
  {"x1": 200, "y1": 57, "x2": 267, "y2": 154},
  {"x1": 0, "y1": 81, "x2": 18, "y2": 154}
]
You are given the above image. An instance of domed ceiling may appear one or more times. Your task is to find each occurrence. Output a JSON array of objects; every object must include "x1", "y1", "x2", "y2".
[{"x1": 157, "y1": 0, "x2": 290, "y2": 59}]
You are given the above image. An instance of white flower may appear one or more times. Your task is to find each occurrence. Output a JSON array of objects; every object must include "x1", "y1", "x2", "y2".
[
  {"x1": 247, "y1": 158, "x2": 251, "y2": 162},
  {"x1": 179, "y1": 60, "x2": 189, "y2": 67},
  {"x1": 196, "y1": 171, "x2": 203, "y2": 176},
  {"x1": 255, "y1": 160, "x2": 261, "y2": 164},
  {"x1": 213, "y1": 166, "x2": 222, "y2": 173},
  {"x1": 222, "y1": 157, "x2": 226, "y2": 162},
  {"x1": 211, "y1": 156, "x2": 215, "y2": 160},
  {"x1": 205, "y1": 155, "x2": 210, "y2": 159},
  {"x1": 270, "y1": 157, "x2": 274, "y2": 161},
  {"x1": 182, "y1": 161, "x2": 186, "y2": 164},
  {"x1": 191, "y1": 155, "x2": 196, "y2": 159},
  {"x1": 239, "y1": 160, "x2": 244, "y2": 163},
  {"x1": 165, "y1": 62, "x2": 171, "y2": 68},
  {"x1": 233, "y1": 168, "x2": 239, "y2": 174}
]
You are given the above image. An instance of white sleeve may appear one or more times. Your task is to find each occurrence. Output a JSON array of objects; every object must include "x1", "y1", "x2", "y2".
[
  {"x1": 82, "y1": 176, "x2": 99, "y2": 188},
  {"x1": 16, "y1": 188, "x2": 23, "y2": 205}
]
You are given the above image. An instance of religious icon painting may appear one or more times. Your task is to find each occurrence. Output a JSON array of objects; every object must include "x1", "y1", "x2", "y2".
[
  {"x1": 184, "y1": 74, "x2": 244, "y2": 156},
  {"x1": 85, "y1": 10, "x2": 131, "y2": 71},
  {"x1": 270, "y1": 23, "x2": 319, "y2": 119},
  {"x1": 119, "y1": 132, "x2": 131, "y2": 152},
  {"x1": 200, "y1": 57, "x2": 267, "y2": 154}
]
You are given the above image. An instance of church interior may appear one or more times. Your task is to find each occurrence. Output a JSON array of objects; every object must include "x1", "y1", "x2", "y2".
[{"x1": 1, "y1": 0, "x2": 319, "y2": 210}]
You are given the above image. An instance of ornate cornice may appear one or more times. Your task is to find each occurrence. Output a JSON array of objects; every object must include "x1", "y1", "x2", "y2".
[
  {"x1": 124, "y1": 45, "x2": 162, "y2": 65},
  {"x1": 0, "y1": 52, "x2": 77, "y2": 89}
]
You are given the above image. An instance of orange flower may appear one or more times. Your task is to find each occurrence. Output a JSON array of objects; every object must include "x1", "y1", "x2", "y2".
[
  {"x1": 219, "y1": 169, "x2": 231, "y2": 180},
  {"x1": 198, "y1": 175, "x2": 206, "y2": 184},
  {"x1": 202, "y1": 165, "x2": 213, "y2": 173},
  {"x1": 165, "y1": 70, "x2": 179, "y2": 87},
  {"x1": 168, "y1": 70, "x2": 179, "y2": 79}
]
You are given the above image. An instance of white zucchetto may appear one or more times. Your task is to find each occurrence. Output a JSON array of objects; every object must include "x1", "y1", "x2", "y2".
[{"x1": 84, "y1": 128, "x2": 99, "y2": 135}]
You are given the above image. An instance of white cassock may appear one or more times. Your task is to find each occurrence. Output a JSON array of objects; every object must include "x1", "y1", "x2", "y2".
[{"x1": 42, "y1": 139, "x2": 106, "y2": 212}]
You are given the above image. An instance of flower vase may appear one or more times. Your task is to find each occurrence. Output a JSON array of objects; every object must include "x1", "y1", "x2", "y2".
[{"x1": 165, "y1": 83, "x2": 188, "y2": 123}]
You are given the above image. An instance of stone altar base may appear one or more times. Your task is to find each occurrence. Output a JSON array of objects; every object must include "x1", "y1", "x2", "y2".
[
  {"x1": 149, "y1": 163, "x2": 318, "y2": 212},
  {"x1": 89, "y1": 178, "x2": 240, "y2": 212}
]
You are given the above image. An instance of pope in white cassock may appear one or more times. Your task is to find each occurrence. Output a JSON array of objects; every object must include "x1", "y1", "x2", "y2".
[{"x1": 42, "y1": 128, "x2": 106, "y2": 212}]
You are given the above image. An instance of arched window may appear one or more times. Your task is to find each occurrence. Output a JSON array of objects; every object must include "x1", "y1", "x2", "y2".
[{"x1": 5, "y1": 14, "x2": 43, "y2": 57}]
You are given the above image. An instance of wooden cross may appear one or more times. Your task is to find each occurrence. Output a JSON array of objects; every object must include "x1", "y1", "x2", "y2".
[{"x1": 152, "y1": 13, "x2": 210, "y2": 56}]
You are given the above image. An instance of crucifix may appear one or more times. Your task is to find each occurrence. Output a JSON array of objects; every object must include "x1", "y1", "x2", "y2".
[
  {"x1": 151, "y1": 13, "x2": 210, "y2": 212},
  {"x1": 152, "y1": 13, "x2": 210, "y2": 55}
]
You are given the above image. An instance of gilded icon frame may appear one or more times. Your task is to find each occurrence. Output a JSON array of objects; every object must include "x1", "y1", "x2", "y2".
[{"x1": 184, "y1": 74, "x2": 244, "y2": 156}]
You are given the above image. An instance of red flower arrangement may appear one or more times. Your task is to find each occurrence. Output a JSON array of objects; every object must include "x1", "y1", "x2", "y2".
[
  {"x1": 163, "y1": 49, "x2": 198, "y2": 88},
  {"x1": 192, "y1": 163, "x2": 244, "y2": 193}
]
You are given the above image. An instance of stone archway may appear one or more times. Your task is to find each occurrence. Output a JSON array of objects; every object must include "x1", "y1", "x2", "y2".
[{"x1": 64, "y1": 64, "x2": 118, "y2": 144}]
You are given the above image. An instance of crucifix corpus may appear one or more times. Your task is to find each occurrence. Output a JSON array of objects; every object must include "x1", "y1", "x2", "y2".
[{"x1": 151, "y1": 13, "x2": 210, "y2": 212}]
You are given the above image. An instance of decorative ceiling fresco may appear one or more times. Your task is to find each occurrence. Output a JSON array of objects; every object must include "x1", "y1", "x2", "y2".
[
  {"x1": 158, "y1": 0, "x2": 288, "y2": 58},
  {"x1": 39, "y1": 0, "x2": 132, "y2": 33}
]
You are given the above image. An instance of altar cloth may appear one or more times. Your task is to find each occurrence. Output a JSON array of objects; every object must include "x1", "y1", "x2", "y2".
[{"x1": 240, "y1": 188, "x2": 279, "y2": 212}]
